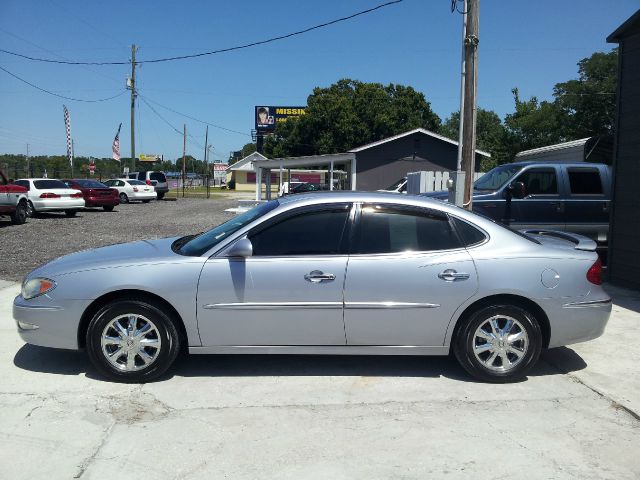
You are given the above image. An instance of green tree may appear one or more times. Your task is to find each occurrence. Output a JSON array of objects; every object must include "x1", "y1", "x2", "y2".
[
  {"x1": 440, "y1": 108, "x2": 510, "y2": 170},
  {"x1": 553, "y1": 50, "x2": 618, "y2": 139},
  {"x1": 264, "y1": 79, "x2": 441, "y2": 157}
]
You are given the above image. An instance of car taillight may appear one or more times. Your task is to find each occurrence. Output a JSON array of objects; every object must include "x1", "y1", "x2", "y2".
[
  {"x1": 586, "y1": 257, "x2": 603, "y2": 285},
  {"x1": 146, "y1": 179, "x2": 151, "y2": 185},
  {"x1": 71, "y1": 192, "x2": 83, "y2": 198},
  {"x1": 133, "y1": 187, "x2": 139, "y2": 192},
  {"x1": 40, "y1": 192, "x2": 60, "y2": 198}
]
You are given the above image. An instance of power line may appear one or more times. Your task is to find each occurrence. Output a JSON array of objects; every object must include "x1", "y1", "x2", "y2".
[
  {"x1": 0, "y1": 1, "x2": 403, "y2": 66},
  {"x1": 140, "y1": 94, "x2": 251, "y2": 137},
  {"x1": 0, "y1": 64, "x2": 126, "y2": 102}
]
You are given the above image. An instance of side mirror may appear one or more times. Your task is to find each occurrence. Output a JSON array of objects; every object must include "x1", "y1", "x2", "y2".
[
  {"x1": 507, "y1": 181, "x2": 527, "y2": 200},
  {"x1": 226, "y1": 238, "x2": 253, "y2": 258}
]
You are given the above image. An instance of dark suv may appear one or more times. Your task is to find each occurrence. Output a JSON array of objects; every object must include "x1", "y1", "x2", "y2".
[
  {"x1": 127, "y1": 171, "x2": 168, "y2": 199},
  {"x1": 423, "y1": 162, "x2": 612, "y2": 243}
]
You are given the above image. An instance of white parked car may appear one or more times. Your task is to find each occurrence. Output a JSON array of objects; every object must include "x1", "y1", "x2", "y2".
[
  {"x1": 103, "y1": 179, "x2": 157, "y2": 203},
  {"x1": 13, "y1": 178, "x2": 85, "y2": 217}
]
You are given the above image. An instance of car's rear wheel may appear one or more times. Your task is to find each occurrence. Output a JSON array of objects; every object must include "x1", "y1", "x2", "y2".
[
  {"x1": 103, "y1": 205, "x2": 114, "y2": 212},
  {"x1": 119, "y1": 193, "x2": 129, "y2": 203},
  {"x1": 453, "y1": 304, "x2": 542, "y2": 383},
  {"x1": 65, "y1": 210, "x2": 77, "y2": 217},
  {"x1": 11, "y1": 199, "x2": 28, "y2": 224},
  {"x1": 156, "y1": 192, "x2": 165, "y2": 200},
  {"x1": 86, "y1": 299, "x2": 180, "y2": 383}
]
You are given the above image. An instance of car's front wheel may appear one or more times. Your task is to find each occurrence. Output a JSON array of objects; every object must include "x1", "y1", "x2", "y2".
[
  {"x1": 65, "y1": 210, "x2": 77, "y2": 217},
  {"x1": 453, "y1": 304, "x2": 542, "y2": 383},
  {"x1": 103, "y1": 205, "x2": 114, "y2": 212},
  {"x1": 86, "y1": 299, "x2": 181, "y2": 383}
]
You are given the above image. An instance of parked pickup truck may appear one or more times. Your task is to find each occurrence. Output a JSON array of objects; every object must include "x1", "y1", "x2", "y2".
[
  {"x1": 0, "y1": 170, "x2": 28, "y2": 224},
  {"x1": 423, "y1": 162, "x2": 612, "y2": 243}
]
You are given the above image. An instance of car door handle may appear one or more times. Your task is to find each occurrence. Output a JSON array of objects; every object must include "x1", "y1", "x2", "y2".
[
  {"x1": 304, "y1": 270, "x2": 336, "y2": 283},
  {"x1": 438, "y1": 269, "x2": 470, "y2": 282}
]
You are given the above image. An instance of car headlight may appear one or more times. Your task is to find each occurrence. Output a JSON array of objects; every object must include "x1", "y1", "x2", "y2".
[{"x1": 22, "y1": 278, "x2": 56, "y2": 300}]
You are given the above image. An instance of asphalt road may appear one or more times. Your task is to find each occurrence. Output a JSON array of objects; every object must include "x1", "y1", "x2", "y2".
[{"x1": 0, "y1": 198, "x2": 239, "y2": 282}]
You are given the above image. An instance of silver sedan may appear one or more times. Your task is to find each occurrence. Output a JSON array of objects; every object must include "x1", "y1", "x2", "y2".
[{"x1": 13, "y1": 192, "x2": 611, "y2": 383}]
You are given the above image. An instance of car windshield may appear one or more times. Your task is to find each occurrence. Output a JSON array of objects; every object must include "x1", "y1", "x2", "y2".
[
  {"x1": 177, "y1": 200, "x2": 279, "y2": 256},
  {"x1": 128, "y1": 180, "x2": 145, "y2": 185},
  {"x1": 74, "y1": 180, "x2": 107, "y2": 188},
  {"x1": 34, "y1": 180, "x2": 67, "y2": 189},
  {"x1": 385, "y1": 178, "x2": 406, "y2": 190},
  {"x1": 473, "y1": 164, "x2": 523, "y2": 191}
]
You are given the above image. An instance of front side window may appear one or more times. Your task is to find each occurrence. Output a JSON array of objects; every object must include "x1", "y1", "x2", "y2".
[
  {"x1": 568, "y1": 168, "x2": 603, "y2": 195},
  {"x1": 353, "y1": 205, "x2": 462, "y2": 254},
  {"x1": 474, "y1": 164, "x2": 523, "y2": 191},
  {"x1": 250, "y1": 206, "x2": 350, "y2": 256},
  {"x1": 515, "y1": 168, "x2": 558, "y2": 195}
]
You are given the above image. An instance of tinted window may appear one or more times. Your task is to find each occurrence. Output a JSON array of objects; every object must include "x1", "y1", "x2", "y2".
[
  {"x1": 34, "y1": 180, "x2": 67, "y2": 189},
  {"x1": 451, "y1": 217, "x2": 487, "y2": 246},
  {"x1": 150, "y1": 172, "x2": 166, "y2": 182},
  {"x1": 474, "y1": 164, "x2": 523, "y2": 191},
  {"x1": 179, "y1": 201, "x2": 279, "y2": 256},
  {"x1": 515, "y1": 168, "x2": 558, "y2": 195},
  {"x1": 250, "y1": 207, "x2": 350, "y2": 256},
  {"x1": 74, "y1": 180, "x2": 107, "y2": 188},
  {"x1": 128, "y1": 180, "x2": 145, "y2": 185},
  {"x1": 137, "y1": 172, "x2": 145, "y2": 180},
  {"x1": 14, "y1": 180, "x2": 29, "y2": 190},
  {"x1": 353, "y1": 205, "x2": 461, "y2": 254},
  {"x1": 568, "y1": 169, "x2": 603, "y2": 194}
]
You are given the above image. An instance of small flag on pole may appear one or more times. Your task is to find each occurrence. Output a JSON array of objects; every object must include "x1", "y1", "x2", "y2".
[
  {"x1": 63, "y1": 105, "x2": 73, "y2": 169},
  {"x1": 112, "y1": 123, "x2": 122, "y2": 162}
]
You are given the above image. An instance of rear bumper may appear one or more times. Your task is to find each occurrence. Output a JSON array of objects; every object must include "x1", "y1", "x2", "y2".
[
  {"x1": 154, "y1": 185, "x2": 169, "y2": 194},
  {"x1": 84, "y1": 195, "x2": 119, "y2": 207},
  {"x1": 130, "y1": 191, "x2": 157, "y2": 201},
  {"x1": 547, "y1": 297, "x2": 612, "y2": 348},
  {"x1": 32, "y1": 198, "x2": 85, "y2": 211}
]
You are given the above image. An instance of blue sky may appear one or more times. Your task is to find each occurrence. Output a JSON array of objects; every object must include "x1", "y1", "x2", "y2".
[{"x1": 0, "y1": 0, "x2": 637, "y2": 161}]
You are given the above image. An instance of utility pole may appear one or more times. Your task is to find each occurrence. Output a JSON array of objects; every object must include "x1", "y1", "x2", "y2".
[
  {"x1": 203, "y1": 125, "x2": 209, "y2": 174},
  {"x1": 460, "y1": 0, "x2": 479, "y2": 211},
  {"x1": 182, "y1": 124, "x2": 186, "y2": 198},
  {"x1": 128, "y1": 44, "x2": 138, "y2": 173}
]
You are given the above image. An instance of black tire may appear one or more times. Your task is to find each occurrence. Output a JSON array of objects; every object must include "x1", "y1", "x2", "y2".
[
  {"x1": 103, "y1": 205, "x2": 114, "y2": 212},
  {"x1": 86, "y1": 299, "x2": 181, "y2": 383},
  {"x1": 142, "y1": 199, "x2": 151, "y2": 203},
  {"x1": 156, "y1": 192, "x2": 165, "y2": 200},
  {"x1": 453, "y1": 304, "x2": 542, "y2": 383},
  {"x1": 10, "y1": 199, "x2": 28, "y2": 225},
  {"x1": 119, "y1": 193, "x2": 129, "y2": 204},
  {"x1": 26, "y1": 200, "x2": 35, "y2": 217},
  {"x1": 65, "y1": 210, "x2": 77, "y2": 217}
]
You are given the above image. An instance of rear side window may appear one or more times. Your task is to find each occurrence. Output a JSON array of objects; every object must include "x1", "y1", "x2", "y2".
[
  {"x1": 250, "y1": 207, "x2": 350, "y2": 256},
  {"x1": 568, "y1": 169, "x2": 603, "y2": 195},
  {"x1": 515, "y1": 168, "x2": 558, "y2": 195},
  {"x1": 450, "y1": 217, "x2": 487, "y2": 246},
  {"x1": 150, "y1": 172, "x2": 166, "y2": 182},
  {"x1": 353, "y1": 205, "x2": 462, "y2": 254}
]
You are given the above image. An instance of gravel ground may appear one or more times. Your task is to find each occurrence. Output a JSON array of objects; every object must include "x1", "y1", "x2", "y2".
[{"x1": 0, "y1": 198, "x2": 240, "y2": 282}]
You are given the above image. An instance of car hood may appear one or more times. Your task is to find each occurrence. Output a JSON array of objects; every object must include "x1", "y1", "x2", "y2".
[{"x1": 28, "y1": 236, "x2": 186, "y2": 278}]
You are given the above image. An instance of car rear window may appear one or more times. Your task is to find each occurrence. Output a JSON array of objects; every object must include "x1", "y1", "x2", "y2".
[
  {"x1": 74, "y1": 180, "x2": 107, "y2": 188},
  {"x1": 128, "y1": 180, "x2": 145, "y2": 185},
  {"x1": 150, "y1": 172, "x2": 166, "y2": 182},
  {"x1": 450, "y1": 217, "x2": 487, "y2": 246},
  {"x1": 34, "y1": 180, "x2": 67, "y2": 189}
]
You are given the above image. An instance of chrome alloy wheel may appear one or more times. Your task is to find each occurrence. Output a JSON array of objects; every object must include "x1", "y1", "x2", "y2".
[
  {"x1": 472, "y1": 315, "x2": 529, "y2": 372},
  {"x1": 100, "y1": 314, "x2": 162, "y2": 372}
]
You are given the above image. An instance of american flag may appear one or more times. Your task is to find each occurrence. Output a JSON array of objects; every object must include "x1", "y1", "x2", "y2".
[
  {"x1": 112, "y1": 123, "x2": 122, "y2": 162},
  {"x1": 63, "y1": 105, "x2": 73, "y2": 168}
]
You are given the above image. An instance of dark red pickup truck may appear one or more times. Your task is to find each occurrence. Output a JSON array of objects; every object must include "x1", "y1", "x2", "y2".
[{"x1": 0, "y1": 170, "x2": 28, "y2": 224}]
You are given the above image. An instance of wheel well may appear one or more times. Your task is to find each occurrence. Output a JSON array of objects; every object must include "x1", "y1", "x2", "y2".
[
  {"x1": 77, "y1": 289, "x2": 188, "y2": 350},
  {"x1": 451, "y1": 294, "x2": 551, "y2": 348}
]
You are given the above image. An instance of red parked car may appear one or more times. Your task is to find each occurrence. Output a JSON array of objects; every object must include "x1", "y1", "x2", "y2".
[
  {"x1": 62, "y1": 179, "x2": 119, "y2": 211},
  {"x1": 0, "y1": 170, "x2": 29, "y2": 224}
]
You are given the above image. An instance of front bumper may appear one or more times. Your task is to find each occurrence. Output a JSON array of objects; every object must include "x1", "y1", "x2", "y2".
[{"x1": 13, "y1": 294, "x2": 90, "y2": 350}]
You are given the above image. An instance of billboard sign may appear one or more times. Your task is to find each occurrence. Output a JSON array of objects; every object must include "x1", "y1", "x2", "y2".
[
  {"x1": 139, "y1": 153, "x2": 161, "y2": 162},
  {"x1": 255, "y1": 106, "x2": 306, "y2": 132}
]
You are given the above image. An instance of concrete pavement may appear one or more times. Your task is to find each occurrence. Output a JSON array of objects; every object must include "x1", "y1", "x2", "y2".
[{"x1": 0, "y1": 281, "x2": 638, "y2": 479}]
